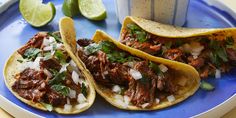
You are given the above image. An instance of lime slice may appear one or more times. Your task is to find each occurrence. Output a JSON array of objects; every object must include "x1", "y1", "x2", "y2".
[
  {"x1": 79, "y1": 0, "x2": 107, "y2": 20},
  {"x1": 62, "y1": 0, "x2": 80, "y2": 17},
  {"x1": 19, "y1": 0, "x2": 56, "y2": 27}
]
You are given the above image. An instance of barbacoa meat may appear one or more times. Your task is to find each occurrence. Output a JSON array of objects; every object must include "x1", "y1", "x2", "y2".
[
  {"x1": 40, "y1": 58, "x2": 62, "y2": 71},
  {"x1": 17, "y1": 32, "x2": 47, "y2": 55},
  {"x1": 12, "y1": 68, "x2": 47, "y2": 102}
]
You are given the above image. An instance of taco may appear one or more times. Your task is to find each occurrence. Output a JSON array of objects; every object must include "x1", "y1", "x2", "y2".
[
  {"x1": 59, "y1": 17, "x2": 200, "y2": 110},
  {"x1": 3, "y1": 32, "x2": 95, "y2": 114},
  {"x1": 120, "y1": 16, "x2": 236, "y2": 79}
]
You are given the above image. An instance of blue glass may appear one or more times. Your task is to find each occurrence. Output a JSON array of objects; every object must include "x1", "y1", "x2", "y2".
[{"x1": 0, "y1": 0, "x2": 235, "y2": 117}]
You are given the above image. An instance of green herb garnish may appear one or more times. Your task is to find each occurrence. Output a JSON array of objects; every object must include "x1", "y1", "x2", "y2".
[
  {"x1": 127, "y1": 23, "x2": 148, "y2": 43},
  {"x1": 54, "y1": 50, "x2": 66, "y2": 64},
  {"x1": 225, "y1": 36, "x2": 235, "y2": 49},
  {"x1": 17, "y1": 59, "x2": 23, "y2": 63},
  {"x1": 84, "y1": 43, "x2": 101, "y2": 55},
  {"x1": 51, "y1": 84, "x2": 70, "y2": 96},
  {"x1": 48, "y1": 71, "x2": 66, "y2": 85},
  {"x1": 209, "y1": 40, "x2": 228, "y2": 67},
  {"x1": 48, "y1": 32, "x2": 62, "y2": 43},
  {"x1": 149, "y1": 61, "x2": 163, "y2": 77},
  {"x1": 200, "y1": 81, "x2": 215, "y2": 91},
  {"x1": 41, "y1": 102, "x2": 53, "y2": 111},
  {"x1": 81, "y1": 83, "x2": 87, "y2": 97},
  {"x1": 23, "y1": 48, "x2": 41, "y2": 60}
]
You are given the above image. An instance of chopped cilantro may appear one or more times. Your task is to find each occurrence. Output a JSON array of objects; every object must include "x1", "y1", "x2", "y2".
[
  {"x1": 81, "y1": 83, "x2": 87, "y2": 97},
  {"x1": 127, "y1": 23, "x2": 148, "y2": 43},
  {"x1": 225, "y1": 36, "x2": 235, "y2": 49},
  {"x1": 149, "y1": 61, "x2": 164, "y2": 77},
  {"x1": 17, "y1": 59, "x2": 23, "y2": 63},
  {"x1": 200, "y1": 81, "x2": 215, "y2": 91},
  {"x1": 41, "y1": 102, "x2": 53, "y2": 111},
  {"x1": 51, "y1": 84, "x2": 70, "y2": 96},
  {"x1": 84, "y1": 43, "x2": 101, "y2": 55},
  {"x1": 48, "y1": 32, "x2": 62, "y2": 43},
  {"x1": 209, "y1": 40, "x2": 228, "y2": 67},
  {"x1": 48, "y1": 71, "x2": 66, "y2": 85},
  {"x1": 54, "y1": 50, "x2": 66, "y2": 64},
  {"x1": 23, "y1": 48, "x2": 41, "y2": 60}
]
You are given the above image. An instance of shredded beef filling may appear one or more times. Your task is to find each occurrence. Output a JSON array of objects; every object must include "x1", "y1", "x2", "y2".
[
  {"x1": 121, "y1": 24, "x2": 236, "y2": 79},
  {"x1": 12, "y1": 34, "x2": 85, "y2": 107},
  {"x1": 77, "y1": 39, "x2": 178, "y2": 108}
]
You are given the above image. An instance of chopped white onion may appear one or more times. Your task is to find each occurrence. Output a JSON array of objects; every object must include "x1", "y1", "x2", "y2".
[
  {"x1": 43, "y1": 45, "x2": 53, "y2": 51},
  {"x1": 59, "y1": 63, "x2": 69, "y2": 73},
  {"x1": 159, "y1": 64, "x2": 168, "y2": 73},
  {"x1": 19, "y1": 57, "x2": 42, "y2": 71},
  {"x1": 63, "y1": 104, "x2": 72, "y2": 112},
  {"x1": 127, "y1": 62, "x2": 134, "y2": 68},
  {"x1": 68, "y1": 89, "x2": 76, "y2": 99},
  {"x1": 43, "y1": 69, "x2": 52, "y2": 78},
  {"x1": 77, "y1": 93, "x2": 87, "y2": 103},
  {"x1": 141, "y1": 103, "x2": 150, "y2": 108},
  {"x1": 129, "y1": 69, "x2": 142, "y2": 80},
  {"x1": 40, "y1": 82, "x2": 46, "y2": 88},
  {"x1": 215, "y1": 69, "x2": 221, "y2": 79},
  {"x1": 67, "y1": 98, "x2": 70, "y2": 104},
  {"x1": 56, "y1": 43, "x2": 63, "y2": 49},
  {"x1": 42, "y1": 37, "x2": 55, "y2": 46},
  {"x1": 112, "y1": 85, "x2": 121, "y2": 93},
  {"x1": 156, "y1": 98, "x2": 160, "y2": 104},
  {"x1": 181, "y1": 43, "x2": 191, "y2": 52},
  {"x1": 103, "y1": 71, "x2": 108, "y2": 75},
  {"x1": 167, "y1": 95, "x2": 175, "y2": 102},
  {"x1": 190, "y1": 42, "x2": 204, "y2": 57},
  {"x1": 124, "y1": 95, "x2": 130, "y2": 105},
  {"x1": 115, "y1": 99, "x2": 128, "y2": 108},
  {"x1": 72, "y1": 71, "x2": 80, "y2": 85},
  {"x1": 70, "y1": 60, "x2": 77, "y2": 68},
  {"x1": 114, "y1": 94, "x2": 124, "y2": 101},
  {"x1": 75, "y1": 102, "x2": 89, "y2": 110}
]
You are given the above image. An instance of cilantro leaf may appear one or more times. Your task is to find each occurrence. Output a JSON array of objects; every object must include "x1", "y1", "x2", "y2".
[
  {"x1": 149, "y1": 61, "x2": 164, "y2": 77},
  {"x1": 200, "y1": 81, "x2": 215, "y2": 91},
  {"x1": 127, "y1": 23, "x2": 147, "y2": 43},
  {"x1": 41, "y1": 102, "x2": 53, "y2": 111},
  {"x1": 81, "y1": 83, "x2": 87, "y2": 97},
  {"x1": 48, "y1": 32, "x2": 62, "y2": 43},
  {"x1": 23, "y1": 48, "x2": 41, "y2": 60},
  {"x1": 54, "y1": 50, "x2": 66, "y2": 64},
  {"x1": 84, "y1": 43, "x2": 101, "y2": 55},
  {"x1": 48, "y1": 71, "x2": 66, "y2": 85},
  {"x1": 51, "y1": 84, "x2": 70, "y2": 96}
]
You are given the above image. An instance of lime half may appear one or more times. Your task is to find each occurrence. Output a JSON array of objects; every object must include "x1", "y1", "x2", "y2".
[
  {"x1": 79, "y1": 0, "x2": 107, "y2": 20},
  {"x1": 62, "y1": 0, "x2": 79, "y2": 17},
  {"x1": 19, "y1": 0, "x2": 56, "y2": 27}
]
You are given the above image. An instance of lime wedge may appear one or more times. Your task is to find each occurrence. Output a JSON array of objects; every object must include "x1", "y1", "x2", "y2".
[
  {"x1": 19, "y1": 0, "x2": 56, "y2": 27},
  {"x1": 62, "y1": 0, "x2": 80, "y2": 17},
  {"x1": 79, "y1": 0, "x2": 107, "y2": 20}
]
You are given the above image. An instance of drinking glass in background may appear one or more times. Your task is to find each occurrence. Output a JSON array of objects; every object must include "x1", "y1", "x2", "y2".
[{"x1": 115, "y1": 0, "x2": 189, "y2": 26}]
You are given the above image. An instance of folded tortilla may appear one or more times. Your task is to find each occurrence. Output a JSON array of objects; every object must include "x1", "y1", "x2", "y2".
[
  {"x1": 59, "y1": 17, "x2": 200, "y2": 110},
  {"x1": 120, "y1": 16, "x2": 236, "y2": 79},
  {"x1": 3, "y1": 32, "x2": 96, "y2": 114}
]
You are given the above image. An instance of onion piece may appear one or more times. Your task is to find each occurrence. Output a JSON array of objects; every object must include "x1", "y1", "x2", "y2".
[
  {"x1": 167, "y1": 95, "x2": 175, "y2": 102},
  {"x1": 77, "y1": 93, "x2": 87, "y2": 103},
  {"x1": 141, "y1": 103, "x2": 150, "y2": 108},
  {"x1": 215, "y1": 69, "x2": 221, "y2": 79},
  {"x1": 115, "y1": 99, "x2": 128, "y2": 108},
  {"x1": 43, "y1": 69, "x2": 52, "y2": 78},
  {"x1": 72, "y1": 71, "x2": 80, "y2": 85},
  {"x1": 158, "y1": 64, "x2": 168, "y2": 73},
  {"x1": 129, "y1": 69, "x2": 142, "y2": 80},
  {"x1": 112, "y1": 85, "x2": 121, "y2": 93},
  {"x1": 59, "y1": 63, "x2": 69, "y2": 73},
  {"x1": 156, "y1": 98, "x2": 160, "y2": 104},
  {"x1": 124, "y1": 95, "x2": 130, "y2": 105},
  {"x1": 76, "y1": 102, "x2": 89, "y2": 110},
  {"x1": 64, "y1": 104, "x2": 72, "y2": 112},
  {"x1": 68, "y1": 89, "x2": 76, "y2": 99}
]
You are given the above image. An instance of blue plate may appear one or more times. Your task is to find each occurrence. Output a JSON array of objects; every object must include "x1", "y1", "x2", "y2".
[{"x1": 0, "y1": 0, "x2": 236, "y2": 117}]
